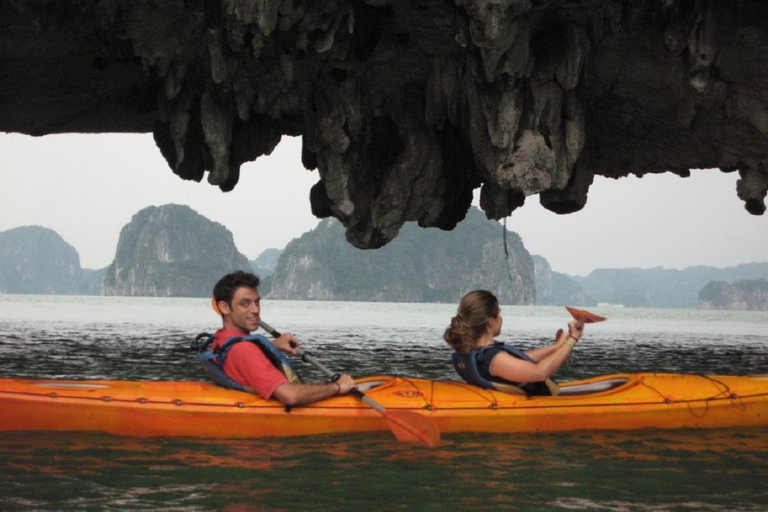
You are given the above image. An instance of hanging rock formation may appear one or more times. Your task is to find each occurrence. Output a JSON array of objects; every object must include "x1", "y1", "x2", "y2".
[{"x1": 2, "y1": 1, "x2": 768, "y2": 248}]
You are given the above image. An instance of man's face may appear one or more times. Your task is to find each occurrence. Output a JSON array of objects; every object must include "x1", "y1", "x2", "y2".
[{"x1": 219, "y1": 286, "x2": 260, "y2": 333}]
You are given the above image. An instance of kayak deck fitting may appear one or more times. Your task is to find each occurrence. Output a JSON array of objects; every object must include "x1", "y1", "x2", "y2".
[{"x1": 1, "y1": 373, "x2": 767, "y2": 439}]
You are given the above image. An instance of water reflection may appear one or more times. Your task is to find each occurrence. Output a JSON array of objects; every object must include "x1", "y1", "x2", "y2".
[
  {"x1": 1, "y1": 428, "x2": 767, "y2": 511},
  {"x1": 1, "y1": 298, "x2": 767, "y2": 511}
]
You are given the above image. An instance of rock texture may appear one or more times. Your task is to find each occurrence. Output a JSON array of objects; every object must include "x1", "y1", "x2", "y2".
[
  {"x1": 0, "y1": 226, "x2": 84, "y2": 294},
  {"x1": 250, "y1": 248, "x2": 283, "y2": 277},
  {"x1": 532, "y1": 255, "x2": 591, "y2": 306},
  {"x1": 3, "y1": 1, "x2": 768, "y2": 248},
  {"x1": 268, "y1": 207, "x2": 535, "y2": 304},
  {"x1": 576, "y1": 262, "x2": 768, "y2": 308},
  {"x1": 698, "y1": 279, "x2": 768, "y2": 311},
  {"x1": 103, "y1": 204, "x2": 250, "y2": 296}
]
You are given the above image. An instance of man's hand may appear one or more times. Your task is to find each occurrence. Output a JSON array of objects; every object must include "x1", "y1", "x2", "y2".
[
  {"x1": 273, "y1": 332, "x2": 300, "y2": 355},
  {"x1": 335, "y1": 374, "x2": 356, "y2": 394}
]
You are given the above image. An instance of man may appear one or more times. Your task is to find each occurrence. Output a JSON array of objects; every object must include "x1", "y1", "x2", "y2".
[{"x1": 211, "y1": 270, "x2": 355, "y2": 406}]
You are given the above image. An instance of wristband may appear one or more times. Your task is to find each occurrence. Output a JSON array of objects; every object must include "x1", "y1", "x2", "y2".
[
  {"x1": 565, "y1": 340, "x2": 574, "y2": 349},
  {"x1": 335, "y1": 382, "x2": 341, "y2": 394},
  {"x1": 568, "y1": 335, "x2": 579, "y2": 343}
]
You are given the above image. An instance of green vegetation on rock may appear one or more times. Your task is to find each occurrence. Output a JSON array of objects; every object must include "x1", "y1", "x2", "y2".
[
  {"x1": 574, "y1": 263, "x2": 768, "y2": 308},
  {"x1": 532, "y1": 256, "x2": 592, "y2": 306},
  {"x1": 698, "y1": 279, "x2": 768, "y2": 311},
  {"x1": 3, "y1": 208, "x2": 767, "y2": 309},
  {"x1": 103, "y1": 204, "x2": 251, "y2": 297},
  {"x1": 268, "y1": 208, "x2": 536, "y2": 304},
  {"x1": 0, "y1": 226, "x2": 83, "y2": 294},
  {"x1": 251, "y1": 248, "x2": 282, "y2": 277}
]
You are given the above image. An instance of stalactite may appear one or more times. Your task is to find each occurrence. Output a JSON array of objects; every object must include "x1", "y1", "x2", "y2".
[{"x1": 2, "y1": 0, "x2": 768, "y2": 249}]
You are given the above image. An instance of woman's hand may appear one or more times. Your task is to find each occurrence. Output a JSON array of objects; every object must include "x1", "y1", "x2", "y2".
[{"x1": 567, "y1": 320, "x2": 585, "y2": 343}]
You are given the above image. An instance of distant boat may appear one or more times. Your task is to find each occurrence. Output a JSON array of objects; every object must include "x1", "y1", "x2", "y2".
[{"x1": 597, "y1": 302, "x2": 625, "y2": 308}]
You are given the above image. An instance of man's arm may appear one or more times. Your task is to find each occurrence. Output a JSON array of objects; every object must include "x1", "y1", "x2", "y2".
[{"x1": 272, "y1": 374, "x2": 355, "y2": 407}]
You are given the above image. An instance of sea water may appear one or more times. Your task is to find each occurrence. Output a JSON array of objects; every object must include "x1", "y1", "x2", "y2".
[{"x1": 0, "y1": 295, "x2": 767, "y2": 511}]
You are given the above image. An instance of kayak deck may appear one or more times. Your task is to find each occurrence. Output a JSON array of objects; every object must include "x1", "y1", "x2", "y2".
[{"x1": 1, "y1": 373, "x2": 767, "y2": 438}]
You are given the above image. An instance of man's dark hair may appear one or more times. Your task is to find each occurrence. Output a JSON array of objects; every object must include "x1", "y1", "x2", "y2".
[{"x1": 213, "y1": 270, "x2": 260, "y2": 304}]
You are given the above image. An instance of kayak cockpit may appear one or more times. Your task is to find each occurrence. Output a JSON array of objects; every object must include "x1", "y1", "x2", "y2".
[
  {"x1": 30, "y1": 382, "x2": 112, "y2": 390},
  {"x1": 558, "y1": 377, "x2": 631, "y2": 396},
  {"x1": 356, "y1": 380, "x2": 389, "y2": 392}
]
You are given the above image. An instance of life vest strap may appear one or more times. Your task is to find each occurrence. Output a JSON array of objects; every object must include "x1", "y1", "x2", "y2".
[
  {"x1": 452, "y1": 343, "x2": 560, "y2": 396},
  {"x1": 194, "y1": 333, "x2": 302, "y2": 392}
]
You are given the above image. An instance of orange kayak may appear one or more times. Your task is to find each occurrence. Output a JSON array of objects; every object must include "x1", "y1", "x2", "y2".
[{"x1": 1, "y1": 373, "x2": 767, "y2": 438}]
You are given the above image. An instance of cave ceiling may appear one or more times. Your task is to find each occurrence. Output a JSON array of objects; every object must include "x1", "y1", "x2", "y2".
[{"x1": 2, "y1": 0, "x2": 767, "y2": 248}]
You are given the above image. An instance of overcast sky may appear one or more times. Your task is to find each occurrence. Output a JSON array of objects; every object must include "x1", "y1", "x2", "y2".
[{"x1": 1, "y1": 132, "x2": 766, "y2": 276}]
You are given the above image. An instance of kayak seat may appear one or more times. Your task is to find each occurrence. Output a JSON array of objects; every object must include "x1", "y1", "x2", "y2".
[{"x1": 557, "y1": 378, "x2": 629, "y2": 396}]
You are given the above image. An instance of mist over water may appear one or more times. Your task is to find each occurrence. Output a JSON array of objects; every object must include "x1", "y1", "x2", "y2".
[{"x1": 1, "y1": 295, "x2": 767, "y2": 511}]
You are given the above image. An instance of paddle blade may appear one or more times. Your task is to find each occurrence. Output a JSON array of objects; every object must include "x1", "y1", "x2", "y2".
[
  {"x1": 565, "y1": 306, "x2": 606, "y2": 323},
  {"x1": 384, "y1": 410, "x2": 441, "y2": 447}
]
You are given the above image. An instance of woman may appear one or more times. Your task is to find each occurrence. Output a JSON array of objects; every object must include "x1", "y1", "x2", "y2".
[{"x1": 444, "y1": 290, "x2": 584, "y2": 396}]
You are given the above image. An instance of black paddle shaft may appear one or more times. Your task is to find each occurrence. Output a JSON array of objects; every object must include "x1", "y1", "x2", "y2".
[
  {"x1": 258, "y1": 321, "x2": 366, "y2": 400},
  {"x1": 258, "y1": 320, "x2": 440, "y2": 446}
]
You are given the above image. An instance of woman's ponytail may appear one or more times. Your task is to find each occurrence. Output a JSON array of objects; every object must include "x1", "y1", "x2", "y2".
[{"x1": 443, "y1": 290, "x2": 499, "y2": 354}]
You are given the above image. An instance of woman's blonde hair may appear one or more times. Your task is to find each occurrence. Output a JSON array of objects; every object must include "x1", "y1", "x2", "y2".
[{"x1": 443, "y1": 290, "x2": 499, "y2": 354}]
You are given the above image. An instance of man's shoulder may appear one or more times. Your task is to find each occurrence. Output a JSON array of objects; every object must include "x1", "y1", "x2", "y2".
[
  {"x1": 223, "y1": 337, "x2": 272, "y2": 362},
  {"x1": 212, "y1": 329, "x2": 249, "y2": 347}
]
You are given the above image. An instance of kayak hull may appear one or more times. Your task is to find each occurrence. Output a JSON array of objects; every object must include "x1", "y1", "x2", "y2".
[{"x1": 1, "y1": 373, "x2": 767, "y2": 438}]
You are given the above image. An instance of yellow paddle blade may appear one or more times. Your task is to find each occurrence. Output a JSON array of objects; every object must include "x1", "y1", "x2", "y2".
[{"x1": 384, "y1": 410, "x2": 441, "y2": 447}]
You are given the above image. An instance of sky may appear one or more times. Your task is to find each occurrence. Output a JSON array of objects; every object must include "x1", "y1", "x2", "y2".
[{"x1": 1, "y1": 132, "x2": 766, "y2": 276}]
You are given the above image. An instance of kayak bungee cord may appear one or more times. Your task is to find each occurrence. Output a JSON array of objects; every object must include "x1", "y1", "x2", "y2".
[
  {"x1": 259, "y1": 320, "x2": 441, "y2": 447},
  {"x1": 638, "y1": 373, "x2": 750, "y2": 419}
]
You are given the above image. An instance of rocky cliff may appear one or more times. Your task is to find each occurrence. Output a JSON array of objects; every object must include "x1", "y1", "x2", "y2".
[
  {"x1": 268, "y1": 207, "x2": 535, "y2": 304},
  {"x1": 577, "y1": 263, "x2": 768, "y2": 308},
  {"x1": 0, "y1": 226, "x2": 83, "y2": 294},
  {"x1": 251, "y1": 248, "x2": 282, "y2": 277},
  {"x1": 532, "y1": 255, "x2": 591, "y2": 306},
  {"x1": 103, "y1": 204, "x2": 250, "y2": 297},
  {"x1": 3, "y1": 2, "x2": 768, "y2": 250},
  {"x1": 698, "y1": 279, "x2": 768, "y2": 311}
]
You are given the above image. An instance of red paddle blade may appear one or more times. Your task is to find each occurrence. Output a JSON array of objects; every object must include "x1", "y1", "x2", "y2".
[
  {"x1": 384, "y1": 410, "x2": 441, "y2": 447},
  {"x1": 565, "y1": 306, "x2": 606, "y2": 323}
]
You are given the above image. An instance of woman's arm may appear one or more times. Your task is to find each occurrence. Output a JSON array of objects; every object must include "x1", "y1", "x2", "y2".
[
  {"x1": 493, "y1": 320, "x2": 584, "y2": 382},
  {"x1": 524, "y1": 329, "x2": 568, "y2": 361},
  {"x1": 490, "y1": 345, "x2": 572, "y2": 383}
]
